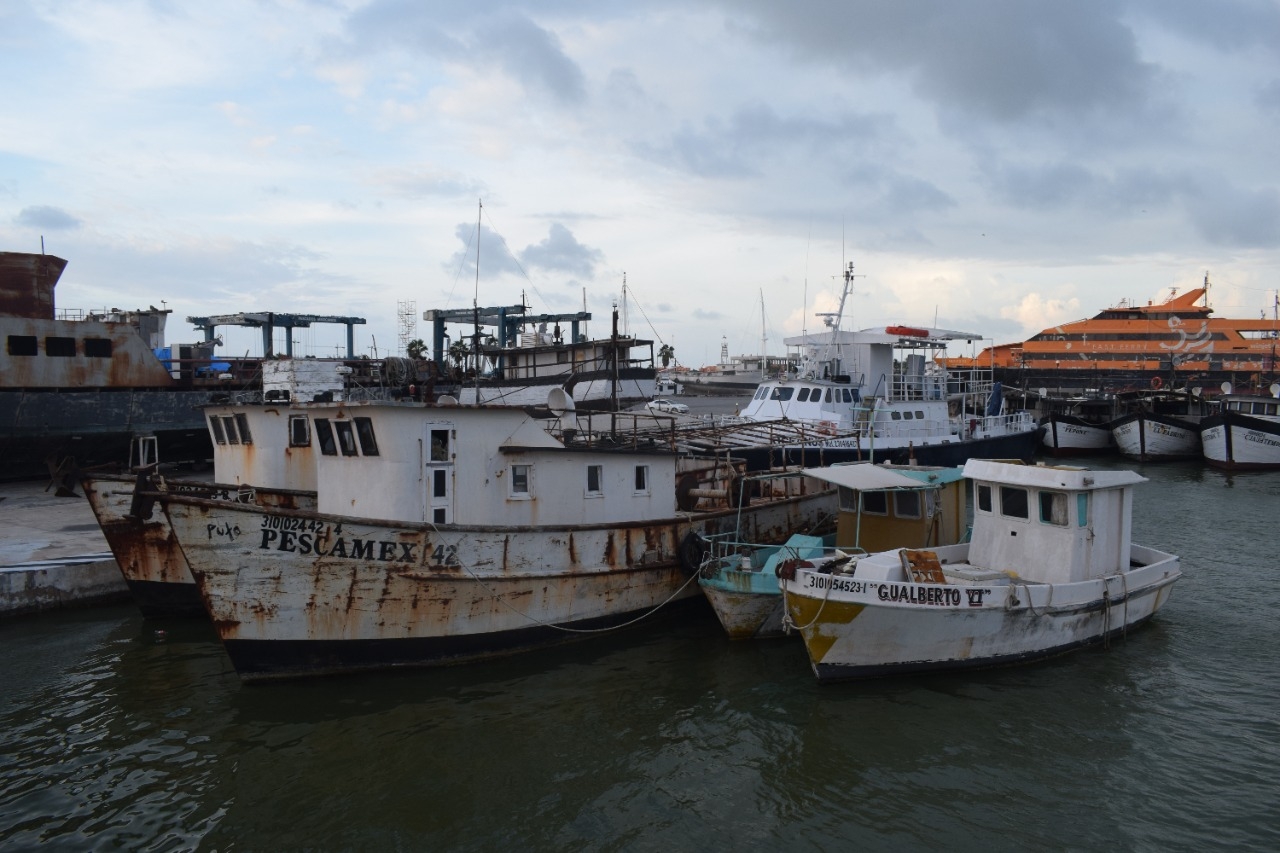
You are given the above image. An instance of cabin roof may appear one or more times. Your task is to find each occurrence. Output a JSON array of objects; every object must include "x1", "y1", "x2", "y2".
[
  {"x1": 963, "y1": 459, "x2": 1147, "y2": 491},
  {"x1": 800, "y1": 462, "x2": 962, "y2": 492}
]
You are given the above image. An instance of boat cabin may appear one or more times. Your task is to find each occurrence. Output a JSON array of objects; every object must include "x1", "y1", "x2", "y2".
[
  {"x1": 801, "y1": 463, "x2": 967, "y2": 553},
  {"x1": 963, "y1": 459, "x2": 1145, "y2": 584}
]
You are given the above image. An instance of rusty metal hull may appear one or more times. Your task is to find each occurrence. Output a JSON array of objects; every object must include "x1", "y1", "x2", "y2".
[
  {"x1": 81, "y1": 471, "x2": 315, "y2": 619},
  {"x1": 162, "y1": 489, "x2": 836, "y2": 680}
]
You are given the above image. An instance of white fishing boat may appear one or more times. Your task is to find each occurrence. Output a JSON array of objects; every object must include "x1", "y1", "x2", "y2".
[
  {"x1": 1039, "y1": 394, "x2": 1118, "y2": 456},
  {"x1": 780, "y1": 459, "x2": 1181, "y2": 682},
  {"x1": 1199, "y1": 385, "x2": 1280, "y2": 470},
  {"x1": 698, "y1": 463, "x2": 968, "y2": 640},
  {"x1": 681, "y1": 263, "x2": 1042, "y2": 469},
  {"x1": 153, "y1": 391, "x2": 837, "y2": 680},
  {"x1": 80, "y1": 360, "x2": 352, "y2": 617},
  {"x1": 1110, "y1": 398, "x2": 1204, "y2": 462}
]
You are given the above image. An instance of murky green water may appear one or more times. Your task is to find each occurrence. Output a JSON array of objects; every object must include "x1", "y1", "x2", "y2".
[{"x1": 2, "y1": 460, "x2": 1278, "y2": 851}]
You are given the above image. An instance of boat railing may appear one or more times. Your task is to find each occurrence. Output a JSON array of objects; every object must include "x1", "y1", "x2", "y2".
[{"x1": 696, "y1": 533, "x2": 857, "y2": 579}]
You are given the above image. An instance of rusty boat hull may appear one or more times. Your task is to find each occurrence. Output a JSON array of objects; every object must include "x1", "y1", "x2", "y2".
[
  {"x1": 161, "y1": 489, "x2": 836, "y2": 680},
  {"x1": 81, "y1": 471, "x2": 316, "y2": 618}
]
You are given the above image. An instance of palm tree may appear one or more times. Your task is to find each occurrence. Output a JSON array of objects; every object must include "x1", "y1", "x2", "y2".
[
  {"x1": 448, "y1": 339, "x2": 470, "y2": 370},
  {"x1": 406, "y1": 338, "x2": 427, "y2": 360},
  {"x1": 658, "y1": 343, "x2": 676, "y2": 368}
]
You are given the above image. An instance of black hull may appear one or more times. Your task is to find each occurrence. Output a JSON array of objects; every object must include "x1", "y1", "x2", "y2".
[
  {"x1": 127, "y1": 579, "x2": 207, "y2": 620},
  {"x1": 222, "y1": 596, "x2": 709, "y2": 682},
  {"x1": 728, "y1": 428, "x2": 1044, "y2": 472},
  {"x1": 1, "y1": 388, "x2": 216, "y2": 479}
]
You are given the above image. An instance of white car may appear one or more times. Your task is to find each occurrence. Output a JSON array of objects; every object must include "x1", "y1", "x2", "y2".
[{"x1": 646, "y1": 398, "x2": 689, "y2": 415}]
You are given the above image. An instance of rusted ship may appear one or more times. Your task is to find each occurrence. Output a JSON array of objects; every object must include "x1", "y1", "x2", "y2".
[
  {"x1": 944, "y1": 275, "x2": 1280, "y2": 394},
  {"x1": 148, "y1": 393, "x2": 837, "y2": 680}
]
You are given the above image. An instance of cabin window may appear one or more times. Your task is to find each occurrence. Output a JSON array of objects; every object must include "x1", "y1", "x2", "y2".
[
  {"x1": 314, "y1": 419, "x2": 337, "y2": 455},
  {"x1": 1000, "y1": 486, "x2": 1029, "y2": 519},
  {"x1": 586, "y1": 464, "x2": 603, "y2": 496},
  {"x1": 903, "y1": 411, "x2": 913, "y2": 420},
  {"x1": 511, "y1": 464, "x2": 531, "y2": 496},
  {"x1": 769, "y1": 387, "x2": 795, "y2": 401},
  {"x1": 977, "y1": 484, "x2": 992, "y2": 513},
  {"x1": 891, "y1": 411, "x2": 902, "y2": 420},
  {"x1": 234, "y1": 413, "x2": 252, "y2": 445},
  {"x1": 45, "y1": 336, "x2": 76, "y2": 357},
  {"x1": 433, "y1": 469, "x2": 447, "y2": 498},
  {"x1": 354, "y1": 417, "x2": 379, "y2": 456},
  {"x1": 221, "y1": 415, "x2": 240, "y2": 445},
  {"x1": 915, "y1": 411, "x2": 925, "y2": 419},
  {"x1": 84, "y1": 339, "x2": 112, "y2": 358},
  {"x1": 797, "y1": 388, "x2": 811, "y2": 402},
  {"x1": 755, "y1": 387, "x2": 767, "y2": 400},
  {"x1": 289, "y1": 415, "x2": 310, "y2": 447},
  {"x1": 1077, "y1": 493, "x2": 1089, "y2": 527},
  {"x1": 209, "y1": 415, "x2": 227, "y2": 445},
  {"x1": 860, "y1": 491, "x2": 888, "y2": 516},
  {"x1": 634, "y1": 465, "x2": 649, "y2": 493},
  {"x1": 824, "y1": 389, "x2": 832, "y2": 403},
  {"x1": 843, "y1": 389, "x2": 853, "y2": 403},
  {"x1": 556, "y1": 350, "x2": 568, "y2": 364},
  {"x1": 1039, "y1": 491, "x2": 1069, "y2": 526},
  {"x1": 430, "y1": 429, "x2": 449, "y2": 461},
  {"x1": 334, "y1": 421, "x2": 358, "y2": 456},
  {"x1": 7, "y1": 335, "x2": 37, "y2": 356},
  {"x1": 894, "y1": 491, "x2": 922, "y2": 518}
]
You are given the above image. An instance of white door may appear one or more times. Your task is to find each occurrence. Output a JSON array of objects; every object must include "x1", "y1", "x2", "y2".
[{"x1": 424, "y1": 422, "x2": 454, "y2": 524}]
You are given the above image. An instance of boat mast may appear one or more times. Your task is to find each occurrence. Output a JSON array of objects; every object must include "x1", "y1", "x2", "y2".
[
  {"x1": 759, "y1": 288, "x2": 767, "y2": 379},
  {"x1": 473, "y1": 199, "x2": 482, "y2": 390}
]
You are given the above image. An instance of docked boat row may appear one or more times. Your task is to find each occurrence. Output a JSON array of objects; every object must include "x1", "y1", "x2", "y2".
[{"x1": 1038, "y1": 385, "x2": 1280, "y2": 469}]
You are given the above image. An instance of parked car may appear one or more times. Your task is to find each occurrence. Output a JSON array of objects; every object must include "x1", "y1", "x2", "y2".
[{"x1": 646, "y1": 398, "x2": 689, "y2": 415}]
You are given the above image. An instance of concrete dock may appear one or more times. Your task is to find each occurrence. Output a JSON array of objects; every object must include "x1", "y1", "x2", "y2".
[{"x1": 0, "y1": 478, "x2": 127, "y2": 617}]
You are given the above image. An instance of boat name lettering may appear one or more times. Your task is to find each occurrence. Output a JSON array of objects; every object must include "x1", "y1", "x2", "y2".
[
  {"x1": 206, "y1": 522, "x2": 243, "y2": 541},
  {"x1": 878, "y1": 584, "x2": 964, "y2": 607},
  {"x1": 805, "y1": 574, "x2": 866, "y2": 594},
  {"x1": 259, "y1": 527, "x2": 418, "y2": 562},
  {"x1": 1244, "y1": 431, "x2": 1280, "y2": 447},
  {"x1": 260, "y1": 515, "x2": 327, "y2": 533}
]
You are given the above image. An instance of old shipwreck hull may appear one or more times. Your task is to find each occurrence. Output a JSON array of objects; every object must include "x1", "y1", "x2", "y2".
[
  {"x1": 82, "y1": 471, "x2": 316, "y2": 618},
  {"x1": 163, "y1": 489, "x2": 834, "y2": 680},
  {"x1": 1, "y1": 388, "x2": 216, "y2": 478}
]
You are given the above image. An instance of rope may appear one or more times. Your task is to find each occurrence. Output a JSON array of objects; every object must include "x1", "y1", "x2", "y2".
[
  {"x1": 780, "y1": 569, "x2": 836, "y2": 633},
  {"x1": 426, "y1": 521, "x2": 703, "y2": 635}
]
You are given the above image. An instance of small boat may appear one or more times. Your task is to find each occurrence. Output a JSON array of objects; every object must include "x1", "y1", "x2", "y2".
[
  {"x1": 1199, "y1": 386, "x2": 1280, "y2": 470},
  {"x1": 151, "y1": 391, "x2": 838, "y2": 680},
  {"x1": 697, "y1": 463, "x2": 968, "y2": 639},
  {"x1": 780, "y1": 459, "x2": 1181, "y2": 682}
]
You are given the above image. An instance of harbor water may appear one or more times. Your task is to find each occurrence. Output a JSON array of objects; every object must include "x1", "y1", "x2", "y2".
[{"x1": 2, "y1": 455, "x2": 1278, "y2": 851}]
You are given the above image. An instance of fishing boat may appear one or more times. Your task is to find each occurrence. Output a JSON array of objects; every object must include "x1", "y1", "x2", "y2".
[
  {"x1": 697, "y1": 463, "x2": 967, "y2": 640},
  {"x1": 677, "y1": 263, "x2": 1042, "y2": 469},
  {"x1": 1199, "y1": 386, "x2": 1280, "y2": 470},
  {"x1": 942, "y1": 273, "x2": 1280, "y2": 393},
  {"x1": 1039, "y1": 395, "x2": 1118, "y2": 456},
  {"x1": 780, "y1": 459, "x2": 1181, "y2": 682},
  {"x1": 1110, "y1": 391, "x2": 1209, "y2": 461},
  {"x1": 150, "y1": 391, "x2": 837, "y2": 680}
]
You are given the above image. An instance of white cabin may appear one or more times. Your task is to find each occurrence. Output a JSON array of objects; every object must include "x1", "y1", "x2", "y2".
[{"x1": 963, "y1": 459, "x2": 1146, "y2": 584}]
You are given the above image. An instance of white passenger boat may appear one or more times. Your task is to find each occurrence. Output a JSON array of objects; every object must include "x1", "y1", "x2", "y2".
[
  {"x1": 153, "y1": 392, "x2": 837, "y2": 680},
  {"x1": 698, "y1": 463, "x2": 968, "y2": 640},
  {"x1": 780, "y1": 459, "x2": 1181, "y2": 682},
  {"x1": 681, "y1": 263, "x2": 1042, "y2": 469},
  {"x1": 1199, "y1": 387, "x2": 1280, "y2": 470}
]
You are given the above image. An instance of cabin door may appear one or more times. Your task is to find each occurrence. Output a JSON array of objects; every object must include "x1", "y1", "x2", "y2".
[{"x1": 424, "y1": 422, "x2": 454, "y2": 524}]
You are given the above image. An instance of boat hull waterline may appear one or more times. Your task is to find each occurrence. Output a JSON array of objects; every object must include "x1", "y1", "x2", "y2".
[
  {"x1": 783, "y1": 545, "x2": 1180, "y2": 682},
  {"x1": 163, "y1": 491, "x2": 835, "y2": 680}
]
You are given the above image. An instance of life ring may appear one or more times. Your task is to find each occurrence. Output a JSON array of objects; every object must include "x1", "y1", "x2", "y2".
[{"x1": 1151, "y1": 376, "x2": 1163, "y2": 390}]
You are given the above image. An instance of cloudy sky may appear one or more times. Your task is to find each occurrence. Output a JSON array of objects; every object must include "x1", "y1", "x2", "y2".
[{"x1": 4, "y1": 0, "x2": 1279, "y2": 366}]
